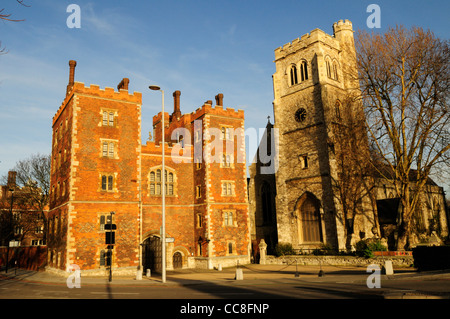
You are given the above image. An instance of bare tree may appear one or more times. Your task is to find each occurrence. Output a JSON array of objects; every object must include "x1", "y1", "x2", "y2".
[
  {"x1": 0, "y1": 154, "x2": 51, "y2": 247},
  {"x1": 356, "y1": 26, "x2": 450, "y2": 250},
  {"x1": 0, "y1": 0, "x2": 29, "y2": 21},
  {"x1": 331, "y1": 94, "x2": 378, "y2": 250},
  {"x1": 12, "y1": 153, "x2": 51, "y2": 213},
  {"x1": 0, "y1": 0, "x2": 30, "y2": 54}
]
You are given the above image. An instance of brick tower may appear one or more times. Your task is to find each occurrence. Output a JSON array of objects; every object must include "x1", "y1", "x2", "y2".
[
  {"x1": 49, "y1": 61, "x2": 250, "y2": 274},
  {"x1": 48, "y1": 61, "x2": 142, "y2": 275}
]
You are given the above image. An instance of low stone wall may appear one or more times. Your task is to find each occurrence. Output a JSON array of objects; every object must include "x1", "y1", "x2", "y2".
[
  {"x1": 189, "y1": 255, "x2": 251, "y2": 269},
  {"x1": 263, "y1": 255, "x2": 414, "y2": 268}
]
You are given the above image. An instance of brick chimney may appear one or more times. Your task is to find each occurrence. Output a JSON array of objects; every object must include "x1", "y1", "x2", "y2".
[
  {"x1": 66, "y1": 60, "x2": 77, "y2": 95},
  {"x1": 172, "y1": 90, "x2": 181, "y2": 119},
  {"x1": 117, "y1": 78, "x2": 130, "y2": 91},
  {"x1": 215, "y1": 93, "x2": 224, "y2": 106}
]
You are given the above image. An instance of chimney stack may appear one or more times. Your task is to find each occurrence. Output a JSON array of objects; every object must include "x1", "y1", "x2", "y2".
[
  {"x1": 172, "y1": 90, "x2": 181, "y2": 119},
  {"x1": 66, "y1": 60, "x2": 77, "y2": 95},
  {"x1": 117, "y1": 78, "x2": 130, "y2": 91},
  {"x1": 215, "y1": 93, "x2": 224, "y2": 106}
]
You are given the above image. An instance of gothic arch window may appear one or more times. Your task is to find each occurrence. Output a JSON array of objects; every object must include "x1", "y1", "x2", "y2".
[
  {"x1": 296, "y1": 193, "x2": 322, "y2": 243},
  {"x1": 326, "y1": 57, "x2": 339, "y2": 81},
  {"x1": 325, "y1": 57, "x2": 332, "y2": 79},
  {"x1": 332, "y1": 60, "x2": 339, "y2": 81},
  {"x1": 289, "y1": 64, "x2": 298, "y2": 86},
  {"x1": 261, "y1": 181, "x2": 273, "y2": 223},
  {"x1": 300, "y1": 60, "x2": 308, "y2": 81}
]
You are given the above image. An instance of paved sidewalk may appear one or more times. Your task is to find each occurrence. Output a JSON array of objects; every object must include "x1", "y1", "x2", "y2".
[{"x1": 1, "y1": 264, "x2": 448, "y2": 287}]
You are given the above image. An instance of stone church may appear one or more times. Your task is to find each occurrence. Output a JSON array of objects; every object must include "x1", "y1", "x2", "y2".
[{"x1": 248, "y1": 20, "x2": 449, "y2": 254}]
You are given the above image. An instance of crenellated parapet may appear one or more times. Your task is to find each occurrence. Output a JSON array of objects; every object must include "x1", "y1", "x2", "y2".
[
  {"x1": 53, "y1": 81, "x2": 142, "y2": 126},
  {"x1": 274, "y1": 20, "x2": 353, "y2": 62}
]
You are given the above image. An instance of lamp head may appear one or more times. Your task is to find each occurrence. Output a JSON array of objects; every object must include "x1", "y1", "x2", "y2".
[{"x1": 149, "y1": 85, "x2": 161, "y2": 91}]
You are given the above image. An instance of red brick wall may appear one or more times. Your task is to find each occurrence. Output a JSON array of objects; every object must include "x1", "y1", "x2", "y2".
[{"x1": 50, "y1": 72, "x2": 250, "y2": 271}]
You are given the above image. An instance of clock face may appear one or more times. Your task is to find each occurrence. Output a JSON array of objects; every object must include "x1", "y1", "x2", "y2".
[{"x1": 295, "y1": 108, "x2": 307, "y2": 122}]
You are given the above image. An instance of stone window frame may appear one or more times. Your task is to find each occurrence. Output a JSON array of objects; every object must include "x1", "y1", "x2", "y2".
[
  {"x1": 288, "y1": 60, "x2": 309, "y2": 87},
  {"x1": 220, "y1": 125, "x2": 233, "y2": 141},
  {"x1": 100, "y1": 138, "x2": 119, "y2": 159},
  {"x1": 196, "y1": 185, "x2": 202, "y2": 199},
  {"x1": 220, "y1": 152, "x2": 234, "y2": 168},
  {"x1": 148, "y1": 166, "x2": 177, "y2": 197},
  {"x1": 100, "y1": 108, "x2": 118, "y2": 128},
  {"x1": 298, "y1": 154, "x2": 309, "y2": 169},
  {"x1": 98, "y1": 213, "x2": 115, "y2": 231},
  {"x1": 99, "y1": 249, "x2": 113, "y2": 267},
  {"x1": 289, "y1": 63, "x2": 299, "y2": 86},
  {"x1": 221, "y1": 180, "x2": 236, "y2": 197},
  {"x1": 196, "y1": 213, "x2": 203, "y2": 228},
  {"x1": 222, "y1": 209, "x2": 237, "y2": 227},
  {"x1": 99, "y1": 172, "x2": 118, "y2": 193},
  {"x1": 325, "y1": 56, "x2": 340, "y2": 81},
  {"x1": 226, "y1": 240, "x2": 237, "y2": 256}
]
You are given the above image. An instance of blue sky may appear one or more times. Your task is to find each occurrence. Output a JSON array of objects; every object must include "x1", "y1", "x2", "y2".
[{"x1": 0, "y1": 0, "x2": 449, "y2": 191}]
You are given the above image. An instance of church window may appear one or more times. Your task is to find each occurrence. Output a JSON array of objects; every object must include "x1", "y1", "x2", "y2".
[
  {"x1": 333, "y1": 61, "x2": 338, "y2": 80},
  {"x1": 300, "y1": 60, "x2": 308, "y2": 81},
  {"x1": 290, "y1": 65, "x2": 298, "y2": 85},
  {"x1": 299, "y1": 196, "x2": 322, "y2": 242},
  {"x1": 261, "y1": 182, "x2": 273, "y2": 223},
  {"x1": 196, "y1": 185, "x2": 201, "y2": 198},
  {"x1": 326, "y1": 58, "x2": 332, "y2": 78},
  {"x1": 299, "y1": 155, "x2": 308, "y2": 169}
]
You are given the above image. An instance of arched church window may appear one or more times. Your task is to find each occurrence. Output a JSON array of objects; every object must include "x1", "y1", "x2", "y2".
[
  {"x1": 261, "y1": 181, "x2": 273, "y2": 223},
  {"x1": 290, "y1": 65, "x2": 298, "y2": 86},
  {"x1": 300, "y1": 60, "x2": 308, "y2": 81}
]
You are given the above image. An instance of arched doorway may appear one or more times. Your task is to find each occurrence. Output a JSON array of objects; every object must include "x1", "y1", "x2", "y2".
[
  {"x1": 142, "y1": 235, "x2": 161, "y2": 273},
  {"x1": 296, "y1": 193, "x2": 322, "y2": 243},
  {"x1": 173, "y1": 252, "x2": 183, "y2": 269}
]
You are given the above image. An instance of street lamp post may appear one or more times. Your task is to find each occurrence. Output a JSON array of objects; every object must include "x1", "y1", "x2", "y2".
[
  {"x1": 109, "y1": 211, "x2": 115, "y2": 282},
  {"x1": 149, "y1": 85, "x2": 166, "y2": 283}
]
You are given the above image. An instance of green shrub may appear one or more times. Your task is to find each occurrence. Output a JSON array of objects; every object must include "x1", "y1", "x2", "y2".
[
  {"x1": 274, "y1": 243, "x2": 295, "y2": 256},
  {"x1": 355, "y1": 238, "x2": 387, "y2": 258}
]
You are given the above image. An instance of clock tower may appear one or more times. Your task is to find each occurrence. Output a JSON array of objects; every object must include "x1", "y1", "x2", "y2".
[{"x1": 272, "y1": 20, "x2": 362, "y2": 251}]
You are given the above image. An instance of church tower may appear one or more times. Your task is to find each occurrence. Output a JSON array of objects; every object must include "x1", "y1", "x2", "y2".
[{"x1": 272, "y1": 20, "x2": 363, "y2": 251}]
